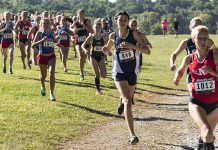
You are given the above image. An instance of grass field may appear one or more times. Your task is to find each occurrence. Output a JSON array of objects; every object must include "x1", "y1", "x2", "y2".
[{"x1": 0, "y1": 34, "x2": 217, "y2": 150}]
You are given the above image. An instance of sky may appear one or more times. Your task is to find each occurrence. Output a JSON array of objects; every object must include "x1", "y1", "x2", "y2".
[{"x1": 109, "y1": 0, "x2": 116, "y2": 2}]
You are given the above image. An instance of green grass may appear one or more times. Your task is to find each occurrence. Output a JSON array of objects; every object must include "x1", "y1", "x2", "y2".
[{"x1": 0, "y1": 34, "x2": 217, "y2": 149}]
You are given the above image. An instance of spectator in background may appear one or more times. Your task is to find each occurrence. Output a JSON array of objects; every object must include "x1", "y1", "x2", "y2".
[
  {"x1": 173, "y1": 17, "x2": 179, "y2": 38},
  {"x1": 162, "y1": 18, "x2": 168, "y2": 37}
]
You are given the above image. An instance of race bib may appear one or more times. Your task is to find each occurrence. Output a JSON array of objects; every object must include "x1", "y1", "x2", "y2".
[
  {"x1": 22, "y1": 30, "x2": 29, "y2": 35},
  {"x1": 119, "y1": 49, "x2": 134, "y2": 62},
  {"x1": 78, "y1": 36, "x2": 86, "y2": 42},
  {"x1": 94, "y1": 46, "x2": 103, "y2": 52},
  {"x1": 44, "y1": 41, "x2": 54, "y2": 47},
  {"x1": 195, "y1": 79, "x2": 215, "y2": 94},
  {"x1": 60, "y1": 35, "x2": 68, "y2": 40},
  {"x1": 4, "y1": 33, "x2": 13, "y2": 39}
]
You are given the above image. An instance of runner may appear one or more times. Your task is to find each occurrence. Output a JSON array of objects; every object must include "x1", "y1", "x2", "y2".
[
  {"x1": 173, "y1": 25, "x2": 218, "y2": 150},
  {"x1": 57, "y1": 16, "x2": 74, "y2": 72},
  {"x1": 71, "y1": 9, "x2": 93, "y2": 81},
  {"x1": 129, "y1": 19, "x2": 152, "y2": 71},
  {"x1": 0, "y1": 12, "x2": 14, "y2": 74},
  {"x1": 15, "y1": 11, "x2": 32, "y2": 69},
  {"x1": 32, "y1": 18, "x2": 58, "y2": 101},
  {"x1": 101, "y1": 18, "x2": 113, "y2": 65},
  {"x1": 170, "y1": 17, "x2": 216, "y2": 94},
  {"x1": 28, "y1": 15, "x2": 41, "y2": 65},
  {"x1": 82, "y1": 19, "x2": 107, "y2": 95},
  {"x1": 70, "y1": 15, "x2": 78, "y2": 58},
  {"x1": 102, "y1": 11, "x2": 150, "y2": 144},
  {"x1": 14, "y1": 13, "x2": 20, "y2": 48}
]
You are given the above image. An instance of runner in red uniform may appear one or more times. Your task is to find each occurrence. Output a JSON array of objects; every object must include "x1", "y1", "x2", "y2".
[
  {"x1": 174, "y1": 25, "x2": 218, "y2": 150},
  {"x1": 15, "y1": 11, "x2": 32, "y2": 69}
]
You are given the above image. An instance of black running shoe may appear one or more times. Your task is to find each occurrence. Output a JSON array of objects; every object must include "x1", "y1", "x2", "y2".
[
  {"x1": 129, "y1": 136, "x2": 139, "y2": 145},
  {"x1": 9, "y1": 68, "x2": 13, "y2": 74},
  {"x1": 196, "y1": 137, "x2": 203, "y2": 150},
  {"x1": 203, "y1": 142, "x2": 215, "y2": 150},
  {"x1": 3, "y1": 67, "x2": 6, "y2": 73},
  {"x1": 27, "y1": 61, "x2": 31, "y2": 69},
  {"x1": 117, "y1": 97, "x2": 124, "y2": 115}
]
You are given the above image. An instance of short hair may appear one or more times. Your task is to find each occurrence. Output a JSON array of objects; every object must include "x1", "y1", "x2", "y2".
[
  {"x1": 191, "y1": 25, "x2": 208, "y2": 39},
  {"x1": 115, "y1": 11, "x2": 130, "y2": 20}
]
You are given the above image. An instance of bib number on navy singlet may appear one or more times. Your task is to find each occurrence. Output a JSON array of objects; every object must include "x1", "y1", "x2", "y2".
[
  {"x1": 195, "y1": 79, "x2": 215, "y2": 94},
  {"x1": 77, "y1": 36, "x2": 86, "y2": 42},
  {"x1": 4, "y1": 33, "x2": 13, "y2": 39},
  {"x1": 119, "y1": 49, "x2": 134, "y2": 62},
  {"x1": 94, "y1": 46, "x2": 103, "y2": 52},
  {"x1": 44, "y1": 41, "x2": 54, "y2": 47}
]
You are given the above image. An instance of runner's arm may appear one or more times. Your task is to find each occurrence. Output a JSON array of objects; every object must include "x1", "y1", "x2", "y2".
[
  {"x1": 132, "y1": 30, "x2": 150, "y2": 55},
  {"x1": 81, "y1": 35, "x2": 92, "y2": 54},
  {"x1": 27, "y1": 26, "x2": 35, "y2": 40},
  {"x1": 32, "y1": 32, "x2": 44, "y2": 48},
  {"x1": 102, "y1": 32, "x2": 114, "y2": 56},
  {"x1": 170, "y1": 39, "x2": 187, "y2": 71},
  {"x1": 173, "y1": 55, "x2": 190, "y2": 86},
  {"x1": 140, "y1": 32, "x2": 152, "y2": 48}
]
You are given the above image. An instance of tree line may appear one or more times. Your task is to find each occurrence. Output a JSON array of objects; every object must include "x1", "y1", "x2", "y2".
[{"x1": 1, "y1": 0, "x2": 218, "y2": 34}]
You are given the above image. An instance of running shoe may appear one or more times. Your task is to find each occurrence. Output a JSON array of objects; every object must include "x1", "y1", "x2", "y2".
[
  {"x1": 28, "y1": 59, "x2": 32, "y2": 64},
  {"x1": 50, "y1": 94, "x2": 56, "y2": 101},
  {"x1": 117, "y1": 97, "x2": 124, "y2": 115},
  {"x1": 129, "y1": 135, "x2": 139, "y2": 145},
  {"x1": 23, "y1": 64, "x2": 26, "y2": 69},
  {"x1": 96, "y1": 90, "x2": 102, "y2": 95},
  {"x1": 2, "y1": 67, "x2": 6, "y2": 73},
  {"x1": 9, "y1": 68, "x2": 13, "y2": 74},
  {"x1": 80, "y1": 74, "x2": 84, "y2": 81},
  {"x1": 64, "y1": 68, "x2": 68, "y2": 73},
  {"x1": 41, "y1": 88, "x2": 46, "y2": 96},
  {"x1": 27, "y1": 60, "x2": 31, "y2": 69}
]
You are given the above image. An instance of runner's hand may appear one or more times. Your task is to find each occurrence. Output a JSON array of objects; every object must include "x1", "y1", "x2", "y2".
[
  {"x1": 201, "y1": 66, "x2": 213, "y2": 75},
  {"x1": 42, "y1": 36, "x2": 48, "y2": 42},
  {"x1": 170, "y1": 64, "x2": 177, "y2": 71},
  {"x1": 120, "y1": 42, "x2": 133, "y2": 49},
  {"x1": 173, "y1": 79, "x2": 179, "y2": 86}
]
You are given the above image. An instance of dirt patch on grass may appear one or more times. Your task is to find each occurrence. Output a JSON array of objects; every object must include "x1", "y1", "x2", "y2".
[{"x1": 62, "y1": 91, "x2": 203, "y2": 150}]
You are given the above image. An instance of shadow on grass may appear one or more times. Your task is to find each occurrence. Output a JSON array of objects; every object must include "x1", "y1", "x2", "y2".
[
  {"x1": 136, "y1": 99, "x2": 187, "y2": 106},
  {"x1": 60, "y1": 101, "x2": 182, "y2": 122},
  {"x1": 136, "y1": 87, "x2": 185, "y2": 96},
  {"x1": 136, "y1": 99, "x2": 189, "y2": 112},
  {"x1": 158, "y1": 143, "x2": 193, "y2": 150},
  {"x1": 17, "y1": 76, "x2": 116, "y2": 90},
  {"x1": 137, "y1": 83, "x2": 187, "y2": 92}
]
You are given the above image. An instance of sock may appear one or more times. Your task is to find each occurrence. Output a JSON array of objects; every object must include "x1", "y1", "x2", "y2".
[{"x1": 95, "y1": 77, "x2": 100, "y2": 91}]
